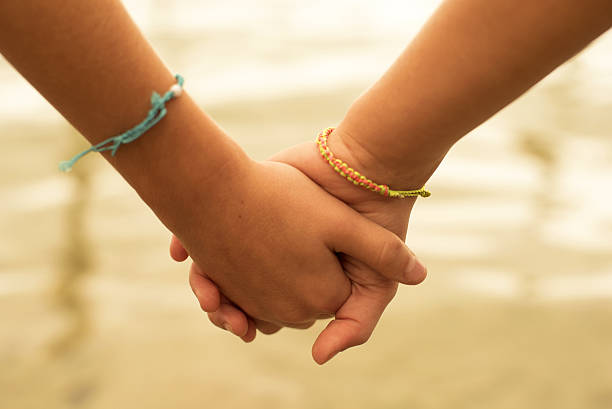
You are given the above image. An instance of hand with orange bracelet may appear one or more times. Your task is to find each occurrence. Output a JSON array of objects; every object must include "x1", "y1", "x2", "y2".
[
  {"x1": 172, "y1": 0, "x2": 612, "y2": 363},
  {"x1": 169, "y1": 128, "x2": 429, "y2": 364}
]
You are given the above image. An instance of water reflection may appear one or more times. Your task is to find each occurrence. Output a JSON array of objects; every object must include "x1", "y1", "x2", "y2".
[{"x1": 49, "y1": 127, "x2": 93, "y2": 357}]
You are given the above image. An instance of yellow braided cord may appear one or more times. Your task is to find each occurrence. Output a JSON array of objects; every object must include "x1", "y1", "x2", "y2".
[{"x1": 316, "y1": 127, "x2": 431, "y2": 199}]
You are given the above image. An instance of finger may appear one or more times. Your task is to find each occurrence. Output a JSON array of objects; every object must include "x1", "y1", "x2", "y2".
[
  {"x1": 242, "y1": 317, "x2": 257, "y2": 343},
  {"x1": 189, "y1": 262, "x2": 220, "y2": 312},
  {"x1": 189, "y1": 262, "x2": 254, "y2": 342},
  {"x1": 207, "y1": 297, "x2": 250, "y2": 338},
  {"x1": 311, "y1": 282, "x2": 396, "y2": 365},
  {"x1": 331, "y1": 215, "x2": 427, "y2": 285},
  {"x1": 253, "y1": 318, "x2": 283, "y2": 335},
  {"x1": 287, "y1": 320, "x2": 316, "y2": 330},
  {"x1": 170, "y1": 235, "x2": 189, "y2": 261}
]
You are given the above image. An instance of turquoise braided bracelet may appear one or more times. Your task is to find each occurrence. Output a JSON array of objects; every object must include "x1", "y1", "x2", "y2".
[{"x1": 59, "y1": 74, "x2": 184, "y2": 172}]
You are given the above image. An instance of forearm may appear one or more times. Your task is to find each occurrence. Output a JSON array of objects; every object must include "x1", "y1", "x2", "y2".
[
  {"x1": 0, "y1": 0, "x2": 247, "y2": 231},
  {"x1": 334, "y1": 0, "x2": 612, "y2": 188}
]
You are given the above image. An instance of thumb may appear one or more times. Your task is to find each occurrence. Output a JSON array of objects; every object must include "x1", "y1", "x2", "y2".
[
  {"x1": 331, "y1": 213, "x2": 427, "y2": 285},
  {"x1": 311, "y1": 281, "x2": 396, "y2": 365}
]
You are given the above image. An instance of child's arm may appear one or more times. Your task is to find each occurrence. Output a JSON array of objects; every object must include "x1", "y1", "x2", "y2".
[
  {"x1": 0, "y1": 0, "x2": 424, "y2": 339},
  {"x1": 186, "y1": 0, "x2": 611, "y2": 364},
  {"x1": 0, "y1": 0, "x2": 238, "y2": 198},
  {"x1": 332, "y1": 0, "x2": 612, "y2": 189}
]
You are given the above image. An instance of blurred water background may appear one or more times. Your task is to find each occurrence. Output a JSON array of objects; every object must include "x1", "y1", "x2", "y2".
[{"x1": 1, "y1": 1, "x2": 611, "y2": 408}]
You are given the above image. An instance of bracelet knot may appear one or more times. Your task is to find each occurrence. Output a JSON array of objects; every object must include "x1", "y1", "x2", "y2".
[{"x1": 59, "y1": 74, "x2": 184, "y2": 172}]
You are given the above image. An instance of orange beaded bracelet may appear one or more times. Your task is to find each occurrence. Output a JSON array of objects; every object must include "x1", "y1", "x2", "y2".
[{"x1": 316, "y1": 127, "x2": 431, "y2": 199}]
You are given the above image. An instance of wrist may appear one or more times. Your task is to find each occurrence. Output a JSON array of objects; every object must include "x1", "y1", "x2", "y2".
[
  {"x1": 106, "y1": 92, "x2": 252, "y2": 233},
  {"x1": 328, "y1": 127, "x2": 438, "y2": 192},
  {"x1": 332, "y1": 113, "x2": 450, "y2": 191}
]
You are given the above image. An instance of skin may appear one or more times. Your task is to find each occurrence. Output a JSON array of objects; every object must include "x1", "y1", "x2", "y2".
[
  {"x1": 335, "y1": 0, "x2": 612, "y2": 188},
  {"x1": 0, "y1": 0, "x2": 426, "y2": 365},
  {"x1": 172, "y1": 141, "x2": 420, "y2": 362},
  {"x1": 176, "y1": 0, "x2": 611, "y2": 363}
]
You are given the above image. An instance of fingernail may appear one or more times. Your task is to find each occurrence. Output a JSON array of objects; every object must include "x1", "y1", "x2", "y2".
[
  {"x1": 406, "y1": 257, "x2": 426, "y2": 278},
  {"x1": 223, "y1": 323, "x2": 233, "y2": 333}
]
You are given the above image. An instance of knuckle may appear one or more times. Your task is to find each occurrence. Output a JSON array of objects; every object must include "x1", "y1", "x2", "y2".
[
  {"x1": 284, "y1": 320, "x2": 315, "y2": 330},
  {"x1": 311, "y1": 284, "x2": 348, "y2": 317},
  {"x1": 278, "y1": 297, "x2": 331, "y2": 325},
  {"x1": 256, "y1": 322, "x2": 281, "y2": 334},
  {"x1": 278, "y1": 308, "x2": 310, "y2": 325},
  {"x1": 318, "y1": 294, "x2": 344, "y2": 316},
  {"x1": 206, "y1": 311, "x2": 222, "y2": 328},
  {"x1": 377, "y1": 237, "x2": 405, "y2": 269}
]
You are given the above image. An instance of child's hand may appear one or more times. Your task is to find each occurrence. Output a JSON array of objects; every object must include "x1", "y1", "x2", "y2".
[
  {"x1": 171, "y1": 136, "x2": 427, "y2": 364},
  {"x1": 170, "y1": 157, "x2": 425, "y2": 362}
]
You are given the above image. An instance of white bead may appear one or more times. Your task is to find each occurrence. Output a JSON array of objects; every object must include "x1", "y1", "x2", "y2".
[{"x1": 170, "y1": 83, "x2": 183, "y2": 97}]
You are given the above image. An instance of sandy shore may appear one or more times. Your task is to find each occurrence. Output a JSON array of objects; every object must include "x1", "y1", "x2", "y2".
[
  {"x1": 2, "y1": 86, "x2": 612, "y2": 408},
  {"x1": 1, "y1": 2, "x2": 611, "y2": 407}
]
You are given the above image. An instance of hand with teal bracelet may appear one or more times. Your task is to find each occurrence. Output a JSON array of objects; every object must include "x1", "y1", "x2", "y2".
[{"x1": 0, "y1": 0, "x2": 426, "y2": 365}]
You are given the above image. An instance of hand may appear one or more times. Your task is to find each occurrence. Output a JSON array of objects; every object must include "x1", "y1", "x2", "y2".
[
  {"x1": 172, "y1": 129, "x2": 427, "y2": 364},
  {"x1": 170, "y1": 154, "x2": 425, "y2": 362}
]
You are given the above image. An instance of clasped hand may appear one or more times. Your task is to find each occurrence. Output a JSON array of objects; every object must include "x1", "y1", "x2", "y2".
[{"x1": 169, "y1": 130, "x2": 426, "y2": 364}]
